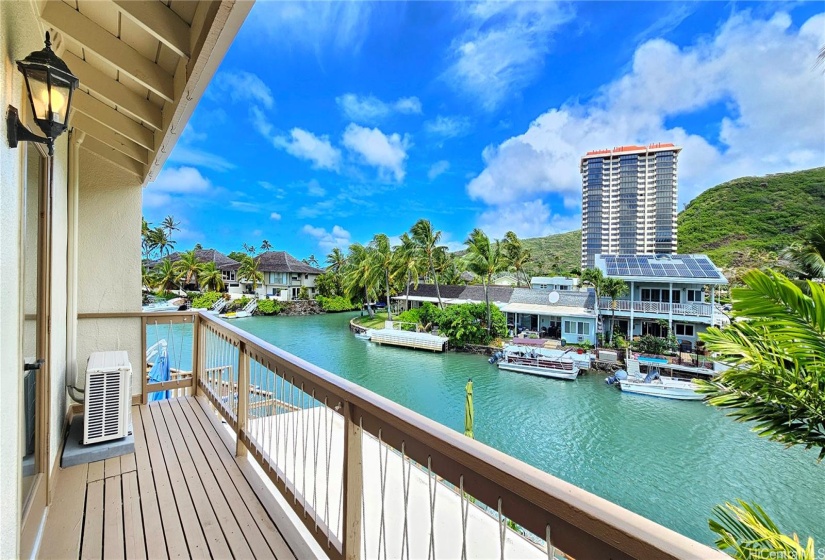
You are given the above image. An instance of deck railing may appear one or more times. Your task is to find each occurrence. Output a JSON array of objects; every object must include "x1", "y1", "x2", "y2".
[
  {"x1": 133, "y1": 310, "x2": 720, "y2": 560},
  {"x1": 599, "y1": 298, "x2": 713, "y2": 317}
]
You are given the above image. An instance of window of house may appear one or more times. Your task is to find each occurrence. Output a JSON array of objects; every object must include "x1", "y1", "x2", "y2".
[
  {"x1": 674, "y1": 324, "x2": 695, "y2": 337},
  {"x1": 687, "y1": 289, "x2": 703, "y2": 302},
  {"x1": 564, "y1": 321, "x2": 590, "y2": 335}
]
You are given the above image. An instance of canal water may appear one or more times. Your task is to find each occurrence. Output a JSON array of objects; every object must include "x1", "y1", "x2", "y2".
[{"x1": 152, "y1": 311, "x2": 824, "y2": 546}]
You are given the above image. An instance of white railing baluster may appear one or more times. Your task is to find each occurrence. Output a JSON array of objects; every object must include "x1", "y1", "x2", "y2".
[
  {"x1": 460, "y1": 475, "x2": 468, "y2": 560},
  {"x1": 400, "y1": 443, "x2": 411, "y2": 560}
]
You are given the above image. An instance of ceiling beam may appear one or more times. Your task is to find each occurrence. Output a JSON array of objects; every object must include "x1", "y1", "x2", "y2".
[
  {"x1": 72, "y1": 91, "x2": 155, "y2": 151},
  {"x1": 81, "y1": 135, "x2": 145, "y2": 178},
  {"x1": 41, "y1": 0, "x2": 175, "y2": 102},
  {"x1": 112, "y1": 0, "x2": 191, "y2": 59},
  {"x1": 63, "y1": 52, "x2": 162, "y2": 130},
  {"x1": 72, "y1": 113, "x2": 149, "y2": 165}
]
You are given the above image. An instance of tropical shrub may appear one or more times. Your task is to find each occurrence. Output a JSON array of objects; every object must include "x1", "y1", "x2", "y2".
[
  {"x1": 631, "y1": 334, "x2": 670, "y2": 355},
  {"x1": 315, "y1": 271, "x2": 341, "y2": 298},
  {"x1": 437, "y1": 303, "x2": 507, "y2": 347},
  {"x1": 316, "y1": 295, "x2": 359, "y2": 312},
  {"x1": 256, "y1": 299, "x2": 282, "y2": 315},
  {"x1": 191, "y1": 291, "x2": 222, "y2": 309},
  {"x1": 298, "y1": 286, "x2": 310, "y2": 300},
  {"x1": 394, "y1": 308, "x2": 420, "y2": 331},
  {"x1": 226, "y1": 296, "x2": 250, "y2": 312},
  {"x1": 418, "y1": 302, "x2": 441, "y2": 328}
]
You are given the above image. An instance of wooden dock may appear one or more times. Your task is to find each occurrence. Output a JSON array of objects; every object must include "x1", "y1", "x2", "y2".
[{"x1": 369, "y1": 328, "x2": 449, "y2": 352}]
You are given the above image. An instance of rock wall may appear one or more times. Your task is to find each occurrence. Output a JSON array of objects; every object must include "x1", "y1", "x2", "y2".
[{"x1": 275, "y1": 300, "x2": 324, "y2": 316}]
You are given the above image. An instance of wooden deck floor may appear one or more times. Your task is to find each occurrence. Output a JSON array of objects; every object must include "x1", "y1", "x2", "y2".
[{"x1": 39, "y1": 396, "x2": 296, "y2": 559}]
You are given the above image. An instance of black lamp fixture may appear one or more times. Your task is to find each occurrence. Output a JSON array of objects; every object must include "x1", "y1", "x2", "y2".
[{"x1": 7, "y1": 32, "x2": 79, "y2": 156}]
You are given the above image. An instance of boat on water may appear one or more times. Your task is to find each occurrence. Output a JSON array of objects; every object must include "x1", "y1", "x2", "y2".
[
  {"x1": 490, "y1": 345, "x2": 591, "y2": 381},
  {"x1": 354, "y1": 330, "x2": 372, "y2": 340},
  {"x1": 607, "y1": 358, "x2": 705, "y2": 400},
  {"x1": 218, "y1": 311, "x2": 252, "y2": 319},
  {"x1": 142, "y1": 298, "x2": 185, "y2": 312}
]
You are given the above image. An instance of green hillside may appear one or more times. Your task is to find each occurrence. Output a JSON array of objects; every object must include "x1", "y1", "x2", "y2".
[
  {"x1": 677, "y1": 167, "x2": 825, "y2": 268},
  {"x1": 516, "y1": 167, "x2": 825, "y2": 274},
  {"x1": 520, "y1": 229, "x2": 582, "y2": 275}
]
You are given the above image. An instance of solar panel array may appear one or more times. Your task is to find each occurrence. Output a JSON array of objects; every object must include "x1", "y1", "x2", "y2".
[{"x1": 603, "y1": 255, "x2": 722, "y2": 279}]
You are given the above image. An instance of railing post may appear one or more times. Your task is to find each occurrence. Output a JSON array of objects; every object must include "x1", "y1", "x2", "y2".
[
  {"x1": 141, "y1": 316, "x2": 148, "y2": 405},
  {"x1": 191, "y1": 314, "x2": 200, "y2": 396},
  {"x1": 236, "y1": 342, "x2": 249, "y2": 457},
  {"x1": 342, "y1": 401, "x2": 362, "y2": 560}
]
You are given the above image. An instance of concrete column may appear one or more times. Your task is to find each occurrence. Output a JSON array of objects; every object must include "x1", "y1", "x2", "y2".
[
  {"x1": 668, "y1": 282, "x2": 673, "y2": 331},
  {"x1": 66, "y1": 130, "x2": 85, "y2": 396},
  {"x1": 629, "y1": 281, "x2": 635, "y2": 338}
]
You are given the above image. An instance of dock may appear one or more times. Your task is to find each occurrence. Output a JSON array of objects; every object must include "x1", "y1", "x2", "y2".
[{"x1": 369, "y1": 328, "x2": 449, "y2": 352}]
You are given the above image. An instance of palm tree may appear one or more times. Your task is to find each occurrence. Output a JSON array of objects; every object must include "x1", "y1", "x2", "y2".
[
  {"x1": 162, "y1": 215, "x2": 180, "y2": 238},
  {"x1": 698, "y1": 269, "x2": 823, "y2": 555},
  {"x1": 369, "y1": 234, "x2": 394, "y2": 320},
  {"x1": 581, "y1": 268, "x2": 605, "y2": 340},
  {"x1": 153, "y1": 259, "x2": 181, "y2": 293},
  {"x1": 174, "y1": 250, "x2": 203, "y2": 289},
  {"x1": 304, "y1": 254, "x2": 320, "y2": 268},
  {"x1": 343, "y1": 243, "x2": 379, "y2": 318},
  {"x1": 260, "y1": 239, "x2": 272, "y2": 252},
  {"x1": 464, "y1": 228, "x2": 506, "y2": 334},
  {"x1": 141, "y1": 217, "x2": 154, "y2": 260},
  {"x1": 393, "y1": 233, "x2": 423, "y2": 312},
  {"x1": 243, "y1": 243, "x2": 256, "y2": 255},
  {"x1": 601, "y1": 277, "x2": 628, "y2": 343},
  {"x1": 237, "y1": 255, "x2": 263, "y2": 293},
  {"x1": 326, "y1": 247, "x2": 347, "y2": 274},
  {"x1": 198, "y1": 262, "x2": 225, "y2": 292},
  {"x1": 502, "y1": 231, "x2": 532, "y2": 287},
  {"x1": 781, "y1": 223, "x2": 825, "y2": 281},
  {"x1": 151, "y1": 226, "x2": 175, "y2": 257},
  {"x1": 141, "y1": 264, "x2": 154, "y2": 291},
  {"x1": 411, "y1": 219, "x2": 445, "y2": 309}
]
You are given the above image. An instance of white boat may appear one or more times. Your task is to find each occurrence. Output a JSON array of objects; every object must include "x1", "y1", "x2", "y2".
[
  {"x1": 218, "y1": 311, "x2": 251, "y2": 319},
  {"x1": 142, "y1": 301, "x2": 181, "y2": 312},
  {"x1": 492, "y1": 345, "x2": 585, "y2": 380},
  {"x1": 354, "y1": 330, "x2": 372, "y2": 340},
  {"x1": 616, "y1": 359, "x2": 704, "y2": 400}
]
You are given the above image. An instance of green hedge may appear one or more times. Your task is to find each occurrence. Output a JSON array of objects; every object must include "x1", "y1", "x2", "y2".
[
  {"x1": 191, "y1": 291, "x2": 222, "y2": 309},
  {"x1": 395, "y1": 302, "x2": 506, "y2": 346},
  {"x1": 256, "y1": 299, "x2": 283, "y2": 315},
  {"x1": 316, "y1": 295, "x2": 359, "y2": 312}
]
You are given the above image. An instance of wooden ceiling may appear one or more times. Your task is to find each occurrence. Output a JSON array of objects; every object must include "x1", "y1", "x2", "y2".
[{"x1": 37, "y1": 0, "x2": 253, "y2": 185}]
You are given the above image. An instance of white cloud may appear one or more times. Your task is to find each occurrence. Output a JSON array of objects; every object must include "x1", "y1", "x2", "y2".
[
  {"x1": 259, "y1": 181, "x2": 286, "y2": 199},
  {"x1": 342, "y1": 123, "x2": 410, "y2": 181},
  {"x1": 424, "y1": 115, "x2": 471, "y2": 139},
  {"x1": 168, "y1": 146, "x2": 236, "y2": 172},
  {"x1": 445, "y1": 1, "x2": 573, "y2": 111},
  {"x1": 302, "y1": 224, "x2": 352, "y2": 251},
  {"x1": 478, "y1": 200, "x2": 581, "y2": 240},
  {"x1": 274, "y1": 128, "x2": 342, "y2": 170},
  {"x1": 270, "y1": 212, "x2": 282, "y2": 221},
  {"x1": 467, "y1": 11, "x2": 825, "y2": 215},
  {"x1": 428, "y1": 160, "x2": 450, "y2": 180},
  {"x1": 212, "y1": 71, "x2": 274, "y2": 109},
  {"x1": 144, "y1": 166, "x2": 212, "y2": 207},
  {"x1": 229, "y1": 201, "x2": 261, "y2": 213},
  {"x1": 247, "y1": 2, "x2": 375, "y2": 54},
  {"x1": 336, "y1": 93, "x2": 422, "y2": 123},
  {"x1": 307, "y1": 179, "x2": 326, "y2": 197}
]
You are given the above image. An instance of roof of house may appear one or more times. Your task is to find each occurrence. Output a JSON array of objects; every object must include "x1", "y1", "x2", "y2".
[
  {"x1": 594, "y1": 254, "x2": 728, "y2": 284},
  {"x1": 146, "y1": 249, "x2": 238, "y2": 270},
  {"x1": 401, "y1": 284, "x2": 515, "y2": 304},
  {"x1": 239, "y1": 251, "x2": 324, "y2": 274}
]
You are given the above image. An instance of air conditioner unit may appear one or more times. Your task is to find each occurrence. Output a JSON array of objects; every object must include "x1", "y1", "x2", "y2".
[{"x1": 84, "y1": 351, "x2": 132, "y2": 445}]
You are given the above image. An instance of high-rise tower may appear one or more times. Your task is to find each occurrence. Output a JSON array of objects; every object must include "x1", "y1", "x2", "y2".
[{"x1": 580, "y1": 143, "x2": 680, "y2": 269}]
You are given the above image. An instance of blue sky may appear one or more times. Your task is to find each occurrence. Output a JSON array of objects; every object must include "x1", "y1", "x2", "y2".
[{"x1": 143, "y1": 1, "x2": 825, "y2": 260}]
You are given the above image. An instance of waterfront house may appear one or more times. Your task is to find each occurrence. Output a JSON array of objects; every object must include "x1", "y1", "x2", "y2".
[
  {"x1": 225, "y1": 250, "x2": 323, "y2": 300},
  {"x1": 501, "y1": 289, "x2": 597, "y2": 344},
  {"x1": 0, "y1": 2, "x2": 722, "y2": 558},
  {"x1": 394, "y1": 284, "x2": 515, "y2": 310},
  {"x1": 531, "y1": 276, "x2": 580, "y2": 291},
  {"x1": 145, "y1": 248, "x2": 240, "y2": 290},
  {"x1": 595, "y1": 254, "x2": 729, "y2": 349}
]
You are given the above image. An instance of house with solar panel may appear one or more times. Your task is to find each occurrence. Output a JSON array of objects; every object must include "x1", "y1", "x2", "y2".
[{"x1": 594, "y1": 254, "x2": 729, "y2": 349}]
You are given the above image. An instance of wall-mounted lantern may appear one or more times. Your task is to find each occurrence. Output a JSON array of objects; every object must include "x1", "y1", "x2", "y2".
[{"x1": 6, "y1": 32, "x2": 79, "y2": 156}]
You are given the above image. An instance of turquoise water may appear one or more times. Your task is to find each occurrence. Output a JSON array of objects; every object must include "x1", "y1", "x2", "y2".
[{"x1": 149, "y1": 312, "x2": 824, "y2": 546}]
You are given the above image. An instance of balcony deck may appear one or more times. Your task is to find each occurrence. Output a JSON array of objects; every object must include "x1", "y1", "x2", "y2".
[{"x1": 38, "y1": 397, "x2": 295, "y2": 560}]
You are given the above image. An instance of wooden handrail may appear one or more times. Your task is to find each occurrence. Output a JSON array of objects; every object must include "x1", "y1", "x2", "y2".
[{"x1": 100, "y1": 309, "x2": 723, "y2": 559}]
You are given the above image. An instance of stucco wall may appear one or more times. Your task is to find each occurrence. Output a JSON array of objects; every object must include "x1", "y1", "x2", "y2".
[
  {"x1": 0, "y1": 2, "x2": 49, "y2": 556},
  {"x1": 76, "y1": 148, "x2": 142, "y2": 396}
]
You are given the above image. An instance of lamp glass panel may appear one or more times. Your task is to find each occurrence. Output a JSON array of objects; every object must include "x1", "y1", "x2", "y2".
[
  {"x1": 24, "y1": 68, "x2": 50, "y2": 121},
  {"x1": 48, "y1": 82, "x2": 71, "y2": 124}
]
